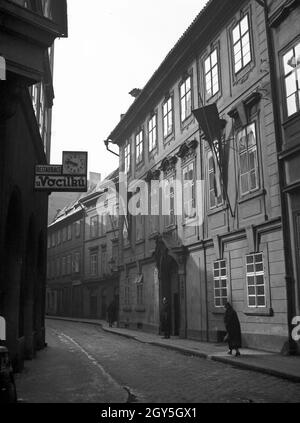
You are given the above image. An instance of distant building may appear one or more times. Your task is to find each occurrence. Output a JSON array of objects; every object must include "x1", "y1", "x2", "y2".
[
  {"x1": 106, "y1": 0, "x2": 292, "y2": 352},
  {"x1": 267, "y1": 0, "x2": 300, "y2": 353},
  {"x1": 46, "y1": 169, "x2": 119, "y2": 321},
  {"x1": 0, "y1": 0, "x2": 68, "y2": 370}
]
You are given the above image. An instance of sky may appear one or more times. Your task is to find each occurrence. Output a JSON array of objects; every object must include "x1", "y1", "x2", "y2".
[{"x1": 51, "y1": 0, "x2": 208, "y2": 179}]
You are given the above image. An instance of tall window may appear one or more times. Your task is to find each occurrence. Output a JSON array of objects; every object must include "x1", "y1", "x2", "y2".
[
  {"x1": 183, "y1": 162, "x2": 196, "y2": 220},
  {"x1": 57, "y1": 230, "x2": 61, "y2": 245},
  {"x1": 67, "y1": 255, "x2": 72, "y2": 275},
  {"x1": 67, "y1": 224, "x2": 72, "y2": 241},
  {"x1": 90, "y1": 252, "x2": 98, "y2": 276},
  {"x1": 137, "y1": 282, "x2": 144, "y2": 306},
  {"x1": 180, "y1": 75, "x2": 192, "y2": 122},
  {"x1": 283, "y1": 41, "x2": 300, "y2": 117},
  {"x1": 205, "y1": 49, "x2": 220, "y2": 99},
  {"x1": 136, "y1": 130, "x2": 144, "y2": 165},
  {"x1": 90, "y1": 216, "x2": 99, "y2": 238},
  {"x1": 124, "y1": 142, "x2": 131, "y2": 173},
  {"x1": 164, "y1": 176, "x2": 176, "y2": 227},
  {"x1": 163, "y1": 97, "x2": 173, "y2": 138},
  {"x1": 75, "y1": 221, "x2": 81, "y2": 238},
  {"x1": 237, "y1": 123, "x2": 259, "y2": 196},
  {"x1": 246, "y1": 253, "x2": 266, "y2": 308},
  {"x1": 62, "y1": 227, "x2": 67, "y2": 243},
  {"x1": 232, "y1": 14, "x2": 252, "y2": 74},
  {"x1": 62, "y1": 257, "x2": 66, "y2": 276},
  {"x1": 208, "y1": 151, "x2": 222, "y2": 209},
  {"x1": 149, "y1": 181, "x2": 159, "y2": 234},
  {"x1": 148, "y1": 114, "x2": 157, "y2": 153},
  {"x1": 124, "y1": 279, "x2": 131, "y2": 306},
  {"x1": 51, "y1": 232, "x2": 56, "y2": 247},
  {"x1": 56, "y1": 258, "x2": 61, "y2": 278},
  {"x1": 72, "y1": 252, "x2": 80, "y2": 274},
  {"x1": 101, "y1": 247, "x2": 107, "y2": 276},
  {"x1": 213, "y1": 260, "x2": 228, "y2": 307}
]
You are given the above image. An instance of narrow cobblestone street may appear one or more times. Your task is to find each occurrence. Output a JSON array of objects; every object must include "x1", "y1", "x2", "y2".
[{"x1": 15, "y1": 320, "x2": 300, "y2": 403}]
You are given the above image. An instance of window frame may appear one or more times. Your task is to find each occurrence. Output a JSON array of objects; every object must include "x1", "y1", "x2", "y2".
[
  {"x1": 182, "y1": 160, "x2": 197, "y2": 222},
  {"x1": 135, "y1": 129, "x2": 144, "y2": 166},
  {"x1": 148, "y1": 113, "x2": 158, "y2": 153},
  {"x1": 90, "y1": 215, "x2": 99, "y2": 239},
  {"x1": 213, "y1": 260, "x2": 228, "y2": 308},
  {"x1": 207, "y1": 149, "x2": 223, "y2": 210},
  {"x1": 204, "y1": 47, "x2": 221, "y2": 100},
  {"x1": 90, "y1": 252, "x2": 98, "y2": 277},
  {"x1": 281, "y1": 38, "x2": 300, "y2": 119},
  {"x1": 124, "y1": 141, "x2": 131, "y2": 174},
  {"x1": 246, "y1": 252, "x2": 266, "y2": 308},
  {"x1": 231, "y1": 13, "x2": 252, "y2": 75},
  {"x1": 163, "y1": 95, "x2": 174, "y2": 140},
  {"x1": 237, "y1": 122, "x2": 260, "y2": 197},
  {"x1": 179, "y1": 74, "x2": 193, "y2": 123}
]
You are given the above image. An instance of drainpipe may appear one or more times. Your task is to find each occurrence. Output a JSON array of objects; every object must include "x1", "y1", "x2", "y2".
[
  {"x1": 104, "y1": 139, "x2": 120, "y2": 158},
  {"x1": 259, "y1": 0, "x2": 297, "y2": 354}
]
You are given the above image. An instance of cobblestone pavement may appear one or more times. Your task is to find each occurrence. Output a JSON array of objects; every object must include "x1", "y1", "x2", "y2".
[{"x1": 16, "y1": 320, "x2": 300, "y2": 403}]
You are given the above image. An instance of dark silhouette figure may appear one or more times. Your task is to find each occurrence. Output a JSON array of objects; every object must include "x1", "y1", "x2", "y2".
[
  {"x1": 107, "y1": 300, "x2": 117, "y2": 328},
  {"x1": 160, "y1": 297, "x2": 171, "y2": 339},
  {"x1": 224, "y1": 302, "x2": 242, "y2": 357}
]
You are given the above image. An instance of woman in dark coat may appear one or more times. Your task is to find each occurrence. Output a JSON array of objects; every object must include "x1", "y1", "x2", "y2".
[
  {"x1": 160, "y1": 297, "x2": 171, "y2": 339},
  {"x1": 107, "y1": 300, "x2": 116, "y2": 328},
  {"x1": 224, "y1": 302, "x2": 242, "y2": 356}
]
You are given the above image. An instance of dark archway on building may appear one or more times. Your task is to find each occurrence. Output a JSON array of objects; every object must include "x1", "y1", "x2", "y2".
[
  {"x1": 2, "y1": 187, "x2": 24, "y2": 368},
  {"x1": 35, "y1": 230, "x2": 46, "y2": 350},
  {"x1": 19, "y1": 215, "x2": 37, "y2": 359},
  {"x1": 154, "y1": 235, "x2": 187, "y2": 338}
]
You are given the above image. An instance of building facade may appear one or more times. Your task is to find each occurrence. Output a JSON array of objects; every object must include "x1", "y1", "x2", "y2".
[
  {"x1": 0, "y1": 0, "x2": 68, "y2": 370},
  {"x1": 46, "y1": 170, "x2": 120, "y2": 321},
  {"x1": 267, "y1": 0, "x2": 300, "y2": 352},
  {"x1": 107, "y1": 0, "x2": 292, "y2": 352}
]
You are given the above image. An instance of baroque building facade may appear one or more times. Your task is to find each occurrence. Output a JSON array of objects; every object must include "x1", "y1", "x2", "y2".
[
  {"x1": 46, "y1": 170, "x2": 120, "y2": 321},
  {"x1": 0, "y1": 0, "x2": 68, "y2": 370},
  {"x1": 106, "y1": 0, "x2": 294, "y2": 352}
]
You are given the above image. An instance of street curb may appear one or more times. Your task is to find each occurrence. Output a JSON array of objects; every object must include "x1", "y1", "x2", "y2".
[
  {"x1": 210, "y1": 355, "x2": 300, "y2": 384},
  {"x1": 46, "y1": 317, "x2": 300, "y2": 384}
]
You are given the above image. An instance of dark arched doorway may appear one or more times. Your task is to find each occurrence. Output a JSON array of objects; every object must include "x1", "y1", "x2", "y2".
[
  {"x1": 19, "y1": 215, "x2": 37, "y2": 359},
  {"x1": 2, "y1": 188, "x2": 24, "y2": 368},
  {"x1": 154, "y1": 235, "x2": 187, "y2": 338}
]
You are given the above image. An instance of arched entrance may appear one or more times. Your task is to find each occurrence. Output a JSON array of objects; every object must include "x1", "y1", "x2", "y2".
[
  {"x1": 19, "y1": 215, "x2": 37, "y2": 359},
  {"x1": 1, "y1": 188, "x2": 24, "y2": 368},
  {"x1": 154, "y1": 235, "x2": 187, "y2": 338}
]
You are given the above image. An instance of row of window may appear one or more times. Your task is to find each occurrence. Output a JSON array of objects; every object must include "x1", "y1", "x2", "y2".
[
  {"x1": 47, "y1": 252, "x2": 81, "y2": 279},
  {"x1": 89, "y1": 213, "x2": 119, "y2": 239},
  {"x1": 213, "y1": 253, "x2": 265, "y2": 308},
  {"x1": 48, "y1": 221, "x2": 81, "y2": 249},
  {"x1": 124, "y1": 22, "x2": 300, "y2": 173},
  {"x1": 89, "y1": 249, "x2": 108, "y2": 277},
  {"x1": 121, "y1": 253, "x2": 265, "y2": 310},
  {"x1": 124, "y1": 14, "x2": 254, "y2": 172}
]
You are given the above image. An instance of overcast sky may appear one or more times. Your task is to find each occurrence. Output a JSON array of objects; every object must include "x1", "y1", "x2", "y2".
[{"x1": 51, "y1": 0, "x2": 207, "y2": 179}]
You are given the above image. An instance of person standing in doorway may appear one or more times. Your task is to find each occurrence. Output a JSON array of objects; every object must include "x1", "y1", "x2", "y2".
[
  {"x1": 160, "y1": 297, "x2": 171, "y2": 339},
  {"x1": 224, "y1": 302, "x2": 242, "y2": 357},
  {"x1": 107, "y1": 299, "x2": 116, "y2": 328}
]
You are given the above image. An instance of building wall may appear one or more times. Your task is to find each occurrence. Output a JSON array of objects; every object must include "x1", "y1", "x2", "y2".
[
  {"x1": 109, "y1": 0, "x2": 290, "y2": 352},
  {"x1": 268, "y1": 0, "x2": 300, "y2": 352}
]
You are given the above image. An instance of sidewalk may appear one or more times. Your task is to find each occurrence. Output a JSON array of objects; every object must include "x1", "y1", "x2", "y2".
[{"x1": 47, "y1": 316, "x2": 300, "y2": 384}]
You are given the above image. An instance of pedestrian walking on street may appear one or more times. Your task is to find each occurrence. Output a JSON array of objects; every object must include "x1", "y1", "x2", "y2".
[
  {"x1": 224, "y1": 302, "x2": 242, "y2": 357},
  {"x1": 107, "y1": 300, "x2": 116, "y2": 328},
  {"x1": 160, "y1": 297, "x2": 171, "y2": 339}
]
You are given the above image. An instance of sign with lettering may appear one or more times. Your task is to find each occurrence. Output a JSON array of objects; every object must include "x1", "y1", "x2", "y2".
[
  {"x1": 34, "y1": 152, "x2": 88, "y2": 192},
  {"x1": 35, "y1": 175, "x2": 87, "y2": 192},
  {"x1": 35, "y1": 165, "x2": 62, "y2": 175}
]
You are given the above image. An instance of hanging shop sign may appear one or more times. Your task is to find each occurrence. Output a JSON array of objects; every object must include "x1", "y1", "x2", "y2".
[{"x1": 35, "y1": 151, "x2": 88, "y2": 192}]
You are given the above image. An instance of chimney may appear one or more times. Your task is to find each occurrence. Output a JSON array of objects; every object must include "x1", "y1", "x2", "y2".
[
  {"x1": 129, "y1": 88, "x2": 142, "y2": 98},
  {"x1": 89, "y1": 172, "x2": 101, "y2": 186}
]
